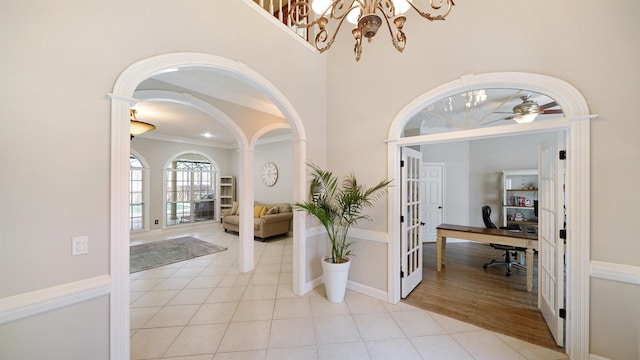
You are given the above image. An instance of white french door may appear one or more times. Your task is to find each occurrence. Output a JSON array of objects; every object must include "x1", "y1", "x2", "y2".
[
  {"x1": 422, "y1": 163, "x2": 444, "y2": 242},
  {"x1": 401, "y1": 147, "x2": 423, "y2": 298},
  {"x1": 538, "y1": 133, "x2": 566, "y2": 346}
]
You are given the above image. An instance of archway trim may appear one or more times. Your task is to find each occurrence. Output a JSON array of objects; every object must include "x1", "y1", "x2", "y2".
[
  {"x1": 386, "y1": 72, "x2": 591, "y2": 359},
  {"x1": 109, "y1": 52, "x2": 308, "y2": 360}
]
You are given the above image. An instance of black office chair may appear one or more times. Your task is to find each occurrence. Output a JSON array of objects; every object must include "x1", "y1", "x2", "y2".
[{"x1": 481, "y1": 205, "x2": 526, "y2": 276}]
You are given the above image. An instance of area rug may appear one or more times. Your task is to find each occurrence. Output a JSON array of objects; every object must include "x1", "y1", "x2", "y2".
[{"x1": 130, "y1": 236, "x2": 227, "y2": 273}]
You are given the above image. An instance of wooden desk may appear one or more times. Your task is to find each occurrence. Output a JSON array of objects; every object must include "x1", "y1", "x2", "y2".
[{"x1": 436, "y1": 224, "x2": 538, "y2": 292}]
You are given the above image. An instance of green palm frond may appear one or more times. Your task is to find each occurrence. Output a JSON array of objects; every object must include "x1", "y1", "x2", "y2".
[{"x1": 293, "y1": 163, "x2": 392, "y2": 264}]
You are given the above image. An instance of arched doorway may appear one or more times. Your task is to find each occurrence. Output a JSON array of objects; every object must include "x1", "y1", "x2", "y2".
[
  {"x1": 109, "y1": 53, "x2": 308, "y2": 359},
  {"x1": 386, "y1": 72, "x2": 592, "y2": 358}
]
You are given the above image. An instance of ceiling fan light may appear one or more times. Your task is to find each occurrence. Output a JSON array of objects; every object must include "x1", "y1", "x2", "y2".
[{"x1": 513, "y1": 113, "x2": 538, "y2": 124}]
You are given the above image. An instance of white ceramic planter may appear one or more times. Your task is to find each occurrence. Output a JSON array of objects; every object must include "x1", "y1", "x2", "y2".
[{"x1": 321, "y1": 256, "x2": 351, "y2": 303}]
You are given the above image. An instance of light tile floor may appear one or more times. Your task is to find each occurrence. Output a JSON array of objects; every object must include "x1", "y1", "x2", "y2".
[{"x1": 130, "y1": 223, "x2": 568, "y2": 360}]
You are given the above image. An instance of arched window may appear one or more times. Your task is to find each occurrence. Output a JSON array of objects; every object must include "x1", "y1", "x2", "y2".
[
  {"x1": 165, "y1": 153, "x2": 216, "y2": 226},
  {"x1": 129, "y1": 154, "x2": 146, "y2": 232}
]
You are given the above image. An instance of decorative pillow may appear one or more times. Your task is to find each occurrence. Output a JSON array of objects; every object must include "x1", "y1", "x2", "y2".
[
  {"x1": 266, "y1": 206, "x2": 279, "y2": 215},
  {"x1": 253, "y1": 205, "x2": 265, "y2": 218},
  {"x1": 231, "y1": 201, "x2": 239, "y2": 215},
  {"x1": 260, "y1": 206, "x2": 270, "y2": 217}
]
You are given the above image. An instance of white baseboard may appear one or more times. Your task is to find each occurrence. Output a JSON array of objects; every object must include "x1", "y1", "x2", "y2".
[
  {"x1": 302, "y1": 276, "x2": 388, "y2": 303},
  {"x1": 302, "y1": 275, "x2": 324, "y2": 295},
  {"x1": 590, "y1": 354, "x2": 611, "y2": 360},
  {"x1": 347, "y1": 280, "x2": 388, "y2": 302},
  {"x1": 0, "y1": 274, "x2": 111, "y2": 325},
  {"x1": 590, "y1": 260, "x2": 640, "y2": 286}
]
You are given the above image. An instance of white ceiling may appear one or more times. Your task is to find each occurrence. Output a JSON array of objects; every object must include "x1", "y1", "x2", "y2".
[{"x1": 131, "y1": 68, "x2": 288, "y2": 147}]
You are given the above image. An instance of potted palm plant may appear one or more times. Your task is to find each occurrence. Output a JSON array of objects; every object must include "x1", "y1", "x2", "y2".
[{"x1": 294, "y1": 163, "x2": 391, "y2": 302}]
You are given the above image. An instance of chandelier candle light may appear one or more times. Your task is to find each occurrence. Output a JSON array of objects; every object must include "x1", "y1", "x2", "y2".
[{"x1": 289, "y1": 0, "x2": 454, "y2": 61}]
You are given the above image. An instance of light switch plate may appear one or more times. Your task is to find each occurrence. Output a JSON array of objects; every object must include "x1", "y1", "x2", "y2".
[{"x1": 72, "y1": 236, "x2": 88, "y2": 256}]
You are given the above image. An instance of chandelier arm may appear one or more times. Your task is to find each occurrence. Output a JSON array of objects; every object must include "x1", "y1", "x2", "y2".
[
  {"x1": 289, "y1": 0, "x2": 361, "y2": 28},
  {"x1": 289, "y1": 1, "x2": 321, "y2": 29},
  {"x1": 406, "y1": 0, "x2": 455, "y2": 21},
  {"x1": 331, "y1": 0, "x2": 363, "y2": 20},
  {"x1": 377, "y1": 0, "x2": 397, "y2": 19},
  {"x1": 353, "y1": 33, "x2": 362, "y2": 61},
  {"x1": 290, "y1": 1, "x2": 360, "y2": 53},
  {"x1": 320, "y1": 13, "x2": 358, "y2": 52},
  {"x1": 379, "y1": 10, "x2": 406, "y2": 53},
  {"x1": 290, "y1": 0, "x2": 455, "y2": 61}
]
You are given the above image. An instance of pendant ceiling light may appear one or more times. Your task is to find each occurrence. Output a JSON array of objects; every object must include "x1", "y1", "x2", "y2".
[
  {"x1": 289, "y1": 0, "x2": 455, "y2": 61},
  {"x1": 129, "y1": 109, "x2": 156, "y2": 140}
]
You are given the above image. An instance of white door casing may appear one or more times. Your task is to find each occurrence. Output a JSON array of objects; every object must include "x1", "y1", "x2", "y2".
[
  {"x1": 401, "y1": 147, "x2": 423, "y2": 298},
  {"x1": 387, "y1": 72, "x2": 592, "y2": 359},
  {"x1": 538, "y1": 133, "x2": 566, "y2": 346},
  {"x1": 423, "y1": 163, "x2": 444, "y2": 242}
]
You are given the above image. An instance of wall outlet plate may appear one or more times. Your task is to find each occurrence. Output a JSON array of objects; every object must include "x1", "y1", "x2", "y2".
[{"x1": 72, "y1": 236, "x2": 88, "y2": 256}]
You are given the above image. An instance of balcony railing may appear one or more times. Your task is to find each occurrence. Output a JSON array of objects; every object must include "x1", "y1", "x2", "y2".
[{"x1": 254, "y1": 0, "x2": 309, "y2": 41}]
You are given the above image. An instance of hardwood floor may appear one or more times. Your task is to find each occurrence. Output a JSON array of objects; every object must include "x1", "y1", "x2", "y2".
[{"x1": 402, "y1": 242, "x2": 564, "y2": 352}]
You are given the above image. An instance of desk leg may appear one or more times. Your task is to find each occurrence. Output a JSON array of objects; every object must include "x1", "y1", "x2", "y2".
[
  {"x1": 526, "y1": 248, "x2": 534, "y2": 292},
  {"x1": 436, "y1": 234, "x2": 446, "y2": 271}
]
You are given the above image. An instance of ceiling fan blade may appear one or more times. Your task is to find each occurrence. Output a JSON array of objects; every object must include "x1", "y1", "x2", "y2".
[
  {"x1": 541, "y1": 109, "x2": 563, "y2": 114},
  {"x1": 481, "y1": 117, "x2": 513, "y2": 126},
  {"x1": 538, "y1": 101, "x2": 558, "y2": 110}
]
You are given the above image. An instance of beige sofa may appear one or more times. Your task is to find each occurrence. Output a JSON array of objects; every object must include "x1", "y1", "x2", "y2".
[{"x1": 222, "y1": 201, "x2": 293, "y2": 240}]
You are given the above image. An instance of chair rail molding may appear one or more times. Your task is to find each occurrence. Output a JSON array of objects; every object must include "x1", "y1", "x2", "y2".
[
  {"x1": 0, "y1": 275, "x2": 111, "y2": 325},
  {"x1": 590, "y1": 260, "x2": 640, "y2": 286}
]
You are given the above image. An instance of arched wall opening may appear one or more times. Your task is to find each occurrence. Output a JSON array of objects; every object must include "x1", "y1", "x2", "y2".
[
  {"x1": 161, "y1": 150, "x2": 221, "y2": 226},
  {"x1": 386, "y1": 72, "x2": 592, "y2": 359},
  {"x1": 109, "y1": 53, "x2": 308, "y2": 359}
]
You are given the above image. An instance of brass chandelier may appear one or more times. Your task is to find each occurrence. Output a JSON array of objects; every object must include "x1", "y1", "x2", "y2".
[{"x1": 289, "y1": 0, "x2": 455, "y2": 61}]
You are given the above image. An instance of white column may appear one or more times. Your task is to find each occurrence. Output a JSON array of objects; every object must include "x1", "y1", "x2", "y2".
[
  {"x1": 238, "y1": 148, "x2": 255, "y2": 273},
  {"x1": 108, "y1": 94, "x2": 137, "y2": 360},
  {"x1": 292, "y1": 137, "x2": 307, "y2": 295},
  {"x1": 387, "y1": 138, "x2": 400, "y2": 303}
]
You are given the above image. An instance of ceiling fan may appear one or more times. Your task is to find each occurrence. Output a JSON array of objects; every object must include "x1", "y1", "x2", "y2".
[{"x1": 483, "y1": 95, "x2": 563, "y2": 125}]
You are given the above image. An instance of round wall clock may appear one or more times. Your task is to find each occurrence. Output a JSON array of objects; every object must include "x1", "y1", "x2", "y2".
[{"x1": 261, "y1": 162, "x2": 278, "y2": 187}]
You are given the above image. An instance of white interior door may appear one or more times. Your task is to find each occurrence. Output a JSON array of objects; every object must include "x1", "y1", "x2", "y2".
[
  {"x1": 401, "y1": 147, "x2": 423, "y2": 298},
  {"x1": 423, "y1": 163, "x2": 444, "y2": 242},
  {"x1": 538, "y1": 134, "x2": 566, "y2": 346}
]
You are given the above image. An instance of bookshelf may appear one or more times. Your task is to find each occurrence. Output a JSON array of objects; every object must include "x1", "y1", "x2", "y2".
[
  {"x1": 502, "y1": 170, "x2": 538, "y2": 228},
  {"x1": 219, "y1": 175, "x2": 236, "y2": 221}
]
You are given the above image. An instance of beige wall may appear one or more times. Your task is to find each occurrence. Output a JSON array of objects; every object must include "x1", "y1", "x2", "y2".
[
  {"x1": 0, "y1": 0, "x2": 325, "y2": 358},
  {"x1": 325, "y1": 1, "x2": 639, "y2": 359},
  {"x1": 1, "y1": 0, "x2": 638, "y2": 359},
  {"x1": 254, "y1": 139, "x2": 294, "y2": 204}
]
